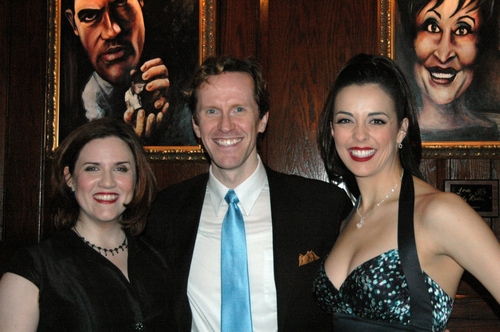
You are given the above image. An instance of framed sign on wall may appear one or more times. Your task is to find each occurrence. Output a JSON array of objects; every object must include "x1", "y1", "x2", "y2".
[{"x1": 445, "y1": 179, "x2": 499, "y2": 217}]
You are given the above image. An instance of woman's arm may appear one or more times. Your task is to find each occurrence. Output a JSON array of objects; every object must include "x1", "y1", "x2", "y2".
[
  {"x1": 428, "y1": 191, "x2": 500, "y2": 303},
  {"x1": 0, "y1": 272, "x2": 39, "y2": 332}
]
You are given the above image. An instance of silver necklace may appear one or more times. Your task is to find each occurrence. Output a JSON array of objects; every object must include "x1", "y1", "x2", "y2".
[
  {"x1": 355, "y1": 170, "x2": 404, "y2": 229},
  {"x1": 73, "y1": 227, "x2": 128, "y2": 256}
]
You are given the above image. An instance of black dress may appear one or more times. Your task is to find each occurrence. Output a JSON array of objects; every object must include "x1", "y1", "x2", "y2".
[
  {"x1": 312, "y1": 170, "x2": 454, "y2": 331},
  {"x1": 2, "y1": 229, "x2": 173, "y2": 332}
]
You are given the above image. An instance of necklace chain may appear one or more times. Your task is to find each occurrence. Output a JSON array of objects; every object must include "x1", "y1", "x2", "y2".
[
  {"x1": 73, "y1": 227, "x2": 128, "y2": 257},
  {"x1": 355, "y1": 170, "x2": 404, "y2": 229}
]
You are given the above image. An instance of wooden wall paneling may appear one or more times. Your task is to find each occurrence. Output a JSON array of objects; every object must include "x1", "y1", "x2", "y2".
[
  {"x1": 419, "y1": 159, "x2": 438, "y2": 187},
  {"x1": 0, "y1": 0, "x2": 9, "y2": 243},
  {"x1": 491, "y1": 159, "x2": 500, "y2": 239},
  {"x1": 264, "y1": 0, "x2": 379, "y2": 180},
  {"x1": 0, "y1": 0, "x2": 10, "y2": 264},
  {"x1": 450, "y1": 270, "x2": 500, "y2": 330},
  {"x1": 2, "y1": 1, "x2": 47, "y2": 247},
  {"x1": 150, "y1": 161, "x2": 209, "y2": 191},
  {"x1": 217, "y1": 1, "x2": 260, "y2": 58},
  {"x1": 257, "y1": 0, "x2": 270, "y2": 163},
  {"x1": 435, "y1": 159, "x2": 449, "y2": 191},
  {"x1": 448, "y1": 158, "x2": 492, "y2": 180},
  {"x1": 446, "y1": 320, "x2": 500, "y2": 332}
]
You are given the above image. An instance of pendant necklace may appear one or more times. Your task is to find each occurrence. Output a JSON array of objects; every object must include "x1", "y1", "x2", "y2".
[
  {"x1": 73, "y1": 227, "x2": 128, "y2": 257},
  {"x1": 356, "y1": 170, "x2": 404, "y2": 229}
]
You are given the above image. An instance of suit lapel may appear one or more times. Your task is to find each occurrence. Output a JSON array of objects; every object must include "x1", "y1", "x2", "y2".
[
  {"x1": 175, "y1": 175, "x2": 209, "y2": 281},
  {"x1": 266, "y1": 168, "x2": 303, "y2": 327}
]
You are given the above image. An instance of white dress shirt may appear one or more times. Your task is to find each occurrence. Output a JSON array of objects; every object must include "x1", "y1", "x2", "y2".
[
  {"x1": 81, "y1": 72, "x2": 114, "y2": 120},
  {"x1": 187, "y1": 157, "x2": 278, "y2": 331}
]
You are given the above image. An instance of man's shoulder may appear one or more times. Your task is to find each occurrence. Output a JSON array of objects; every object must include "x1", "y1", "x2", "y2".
[{"x1": 266, "y1": 167, "x2": 344, "y2": 193}]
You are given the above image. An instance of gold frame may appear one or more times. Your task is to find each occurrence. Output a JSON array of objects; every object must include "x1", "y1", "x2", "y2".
[
  {"x1": 45, "y1": 0, "x2": 216, "y2": 161},
  {"x1": 378, "y1": 0, "x2": 500, "y2": 159}
]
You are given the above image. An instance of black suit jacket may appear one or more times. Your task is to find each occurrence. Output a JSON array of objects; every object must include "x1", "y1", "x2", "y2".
[{"x1": 145, "y1": 166, "x2": 352, "y2": 331}]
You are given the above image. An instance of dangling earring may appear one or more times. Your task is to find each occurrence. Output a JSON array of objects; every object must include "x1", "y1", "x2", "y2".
[{"x1": 398, "y1": 142, "x2": 403, "y2": 149}]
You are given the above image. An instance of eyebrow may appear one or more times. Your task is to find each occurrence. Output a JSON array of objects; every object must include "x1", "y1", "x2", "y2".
[
  {"x1": 81, "y1": 161, "x2": 132, "y2": 166},
  {"x1": 427, "y1": 9, "x2": 477, "y2": 25},
  {"x1": 77, "y1": 8, "x2": 103, "y2": 22},
  {"x1": 427, "y1": 9, "x2": 442, "y2": 19},
  {"x1": 457, "y1": 15, "x2": 476, "y2": 24},
  {"x1": 335, "y1": 111, "x2": 389, "y2": 117}
]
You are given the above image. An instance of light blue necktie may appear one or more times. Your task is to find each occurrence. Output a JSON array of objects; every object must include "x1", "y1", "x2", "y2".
[{"x1": 221, "y1": 190, "x2": 253, "y2": 332}]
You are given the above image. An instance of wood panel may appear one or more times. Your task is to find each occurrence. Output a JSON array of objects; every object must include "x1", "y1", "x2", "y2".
[
  {"x1": 0, "y1": 0, "x2": 9, "y2": 243},
  {"x1": 2, "y1": 1, "x2": 47, "y2": 247},
  {"x1": 217, "y1": 1, "x2": 260, "y2": 58},
  {"x1": 263, "y1": 0, "x2": 379, "y2": 180},
  {"x1": 151, "y1": 160, "x2": 209, "y2": 191}
]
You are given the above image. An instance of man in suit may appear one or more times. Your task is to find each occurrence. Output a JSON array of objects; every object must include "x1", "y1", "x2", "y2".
[{"x1": 145, "y1": 55, "x2": 352, "y2": 331}]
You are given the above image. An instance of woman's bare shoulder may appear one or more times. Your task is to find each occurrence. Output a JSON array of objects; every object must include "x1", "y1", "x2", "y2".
[{"x1": 413, "y1": 177, "x2": 477, "y2": 227}]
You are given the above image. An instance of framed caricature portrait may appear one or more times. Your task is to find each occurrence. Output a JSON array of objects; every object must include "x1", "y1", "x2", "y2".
[
  {"x1": 379, "y1": 0, "x2": 500, "y2": 158},
  {"x1": 46, "y1": 0, "x2": 216, "y2": 160}
]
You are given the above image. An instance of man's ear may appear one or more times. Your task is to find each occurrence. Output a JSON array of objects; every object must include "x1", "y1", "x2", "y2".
[
  {"x1": 65, "y1": 9, "x2": 79, "y2": 35},
  {"x1": 192, "y1": 116, "x2": 201, "y2": 138},
  {"x1": 64, "y1": 166, "x2": 74, "y2": 191},
  {"x1": 258, "y1": 112, "x2": 269, "y2": 133}
]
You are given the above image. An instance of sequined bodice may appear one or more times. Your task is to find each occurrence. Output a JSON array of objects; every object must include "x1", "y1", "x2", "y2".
[{"x1": 313, "y1": 249, "x2": 453, "y2": 332}]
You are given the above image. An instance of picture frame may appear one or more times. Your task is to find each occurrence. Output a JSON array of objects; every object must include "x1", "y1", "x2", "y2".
[
  {"x1": 45, "y1": 0, "x2": 216, "y2": 161},
  {"x1": 378, "y1": 0, "x2": 500, "y2": 159},
  {"x1": 444, "y1": 179, "x2": 499, "y2": 217}
]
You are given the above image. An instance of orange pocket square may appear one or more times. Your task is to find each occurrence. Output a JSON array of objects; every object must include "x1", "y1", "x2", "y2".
[{"x1": 298, "y1": 250, "x2": 320, "y2": 266}]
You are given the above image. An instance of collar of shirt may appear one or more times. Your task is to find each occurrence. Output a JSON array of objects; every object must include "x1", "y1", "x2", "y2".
[
  {"x1": 92, "y1": 71, "x2": 114, "y2": 94},
  {"x1": 207, "y1": 155, "x2": 268, "y2": 217}
]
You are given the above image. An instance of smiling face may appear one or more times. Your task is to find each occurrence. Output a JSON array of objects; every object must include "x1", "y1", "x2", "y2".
[
  {"x1": 331, "y1": 84, "x2": 407, "y2": 177},
  {"x1": 64, "y1": 136, "x2": 137, "y2": 225},
  {"x1": 192, "y1": 72, "x2": 268, "y2": 184},
  {"x1": 413, "y1": 0, "x2": 481, "y2": 105},
  {"x1": 66, "y1": 0, "x2": 145, "y2": 85}
]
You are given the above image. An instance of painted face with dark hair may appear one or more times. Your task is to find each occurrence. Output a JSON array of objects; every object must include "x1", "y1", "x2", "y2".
[
  {"x1": 66, "y1": 0, "x2": 145, "y2": 85},
  {"x1": 413, "y1": 0, "x2": 481, "y2": 105}
]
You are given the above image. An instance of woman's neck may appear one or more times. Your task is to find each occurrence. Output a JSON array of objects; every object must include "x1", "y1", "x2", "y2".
[
  {"x1": 73, "y1": 220, "x2": 125, "y2": 248},
  {"x1": 356, "y1": 167, "x2": 404, "y2": 208}
]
